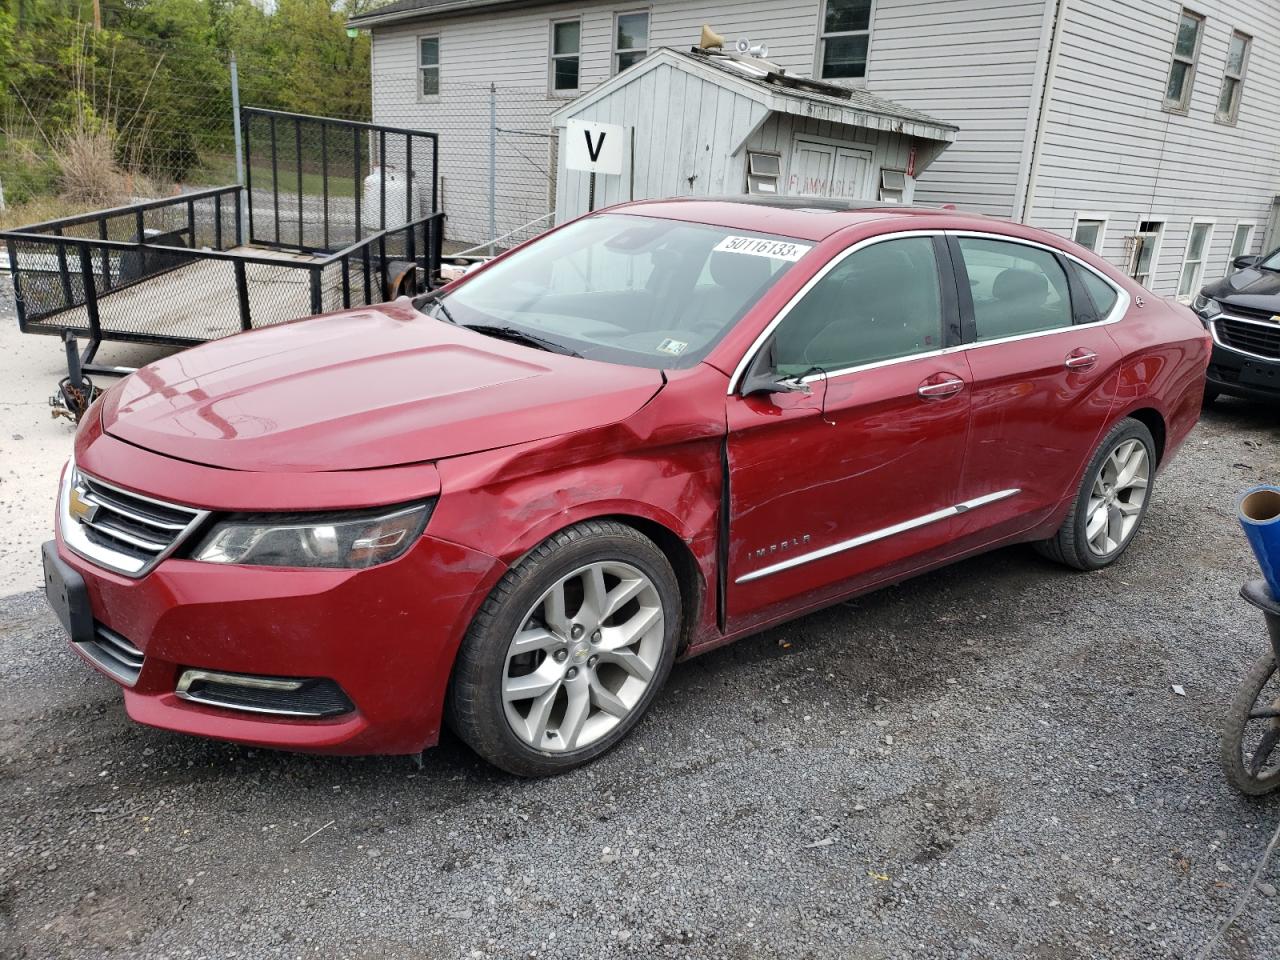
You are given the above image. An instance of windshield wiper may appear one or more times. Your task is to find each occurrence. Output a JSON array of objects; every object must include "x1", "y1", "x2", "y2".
[
  {"x1": 461, "y1": 324, "x2": 583, "y2": 358},
  {"x1": 414, "y1": 291, "x2": 458, "y2": 326}
]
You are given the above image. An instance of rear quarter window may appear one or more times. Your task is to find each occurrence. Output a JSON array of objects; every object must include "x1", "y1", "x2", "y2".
[{"x1": 1071, "y1": 262, "x2": 1120, "y2": 322}]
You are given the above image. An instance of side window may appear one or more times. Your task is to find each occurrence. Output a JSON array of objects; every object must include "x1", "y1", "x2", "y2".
[
  {"x1": 772, "y1": 237, "x2": 943, "y2": 376},
  {"x1": 957, "y1": 237, "x2": 1073, "y2": 341},
  {"x1": 1070, "y1": 262, "x2": 1120, "y2": 323}
]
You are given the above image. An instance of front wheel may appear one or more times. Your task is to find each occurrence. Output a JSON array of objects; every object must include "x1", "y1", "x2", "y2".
[
  {"x1": 447, "y1": 520, "x2": 680, "y2": 777},
  {"x1": 1035, "y1": 418, "x2": 1156, "y2": 571}
]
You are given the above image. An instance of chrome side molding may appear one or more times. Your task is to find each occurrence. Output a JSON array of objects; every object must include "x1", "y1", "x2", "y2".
[{"x1": 735, "y1": 489, "x2": 1021, "y2": 584}]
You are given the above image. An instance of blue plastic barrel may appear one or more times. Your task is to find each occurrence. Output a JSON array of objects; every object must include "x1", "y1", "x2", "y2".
[{"x1": 1239, "y1": 485, "x2": 1280, "y2": 600}]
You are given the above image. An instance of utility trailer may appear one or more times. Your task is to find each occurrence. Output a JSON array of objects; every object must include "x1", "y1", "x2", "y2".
[{"x1": 0, "y1": 109, "x2": 444, "y2": 419}]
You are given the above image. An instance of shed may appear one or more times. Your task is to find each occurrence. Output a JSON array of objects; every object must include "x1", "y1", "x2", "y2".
[{"x1": 551, "y1": 47, "x2": 958, "y2": 224}]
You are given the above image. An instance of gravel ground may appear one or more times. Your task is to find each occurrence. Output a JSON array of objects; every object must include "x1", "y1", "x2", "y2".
[{"x1": 2, "y1": 401, "x2": 1280, "y2": 960}]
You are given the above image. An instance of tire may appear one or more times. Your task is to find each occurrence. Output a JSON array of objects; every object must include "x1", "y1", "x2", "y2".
[
  {"x1": 1219, "y1": 653, "x2": 1280, "y2": 797},
  {"x1": 446, "y1": 520, "x2": 681, "y2": 777},
  {"x1": 1034, "y1": 418, "x2": 1157, "y2": 571}
]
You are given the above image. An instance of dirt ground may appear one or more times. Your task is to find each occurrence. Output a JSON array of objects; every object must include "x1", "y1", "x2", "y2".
[{"x1": 1, "y1": 399, "x2": 1279, "y2": 959}]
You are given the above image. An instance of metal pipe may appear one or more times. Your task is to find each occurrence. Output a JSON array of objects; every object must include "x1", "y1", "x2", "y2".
[
  {"x1": 230, "y1": 53, "x2": 248, "y2": 243},
  {"x1": 489, "y1": 82, "x2": 497, "y2": 254}
]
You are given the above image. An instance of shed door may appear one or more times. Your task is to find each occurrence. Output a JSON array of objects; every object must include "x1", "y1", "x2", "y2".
[{"x1": 789, "y1": 139, "x2": 873, "y2": 200}]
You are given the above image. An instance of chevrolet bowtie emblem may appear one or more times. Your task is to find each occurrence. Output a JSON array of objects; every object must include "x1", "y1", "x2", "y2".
[
  {"x1": 68, "y1": 486, "x2": 99, "y2": 524},
  {"x1": 1272, "y1": 315, "x2": 1280, "y2": 325}
]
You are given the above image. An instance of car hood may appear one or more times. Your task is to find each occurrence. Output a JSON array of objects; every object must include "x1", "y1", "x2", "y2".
[
  {"x1": 102, "y1": 303, "x2": 665, "y2": 472},
  {"x1": 1202, "y1": 267, "x2": 1280, "y2": 314}
]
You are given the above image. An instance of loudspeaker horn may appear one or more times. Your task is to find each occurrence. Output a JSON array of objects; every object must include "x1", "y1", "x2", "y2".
[{"x1": 699, "y1": 24, "x2": 726, "y2": 50}]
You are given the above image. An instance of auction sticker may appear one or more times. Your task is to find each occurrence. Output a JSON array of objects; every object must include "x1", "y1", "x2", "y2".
[
  {"x1": 656, "y1": 338, "x2": 689, "y2": 356},
  {"x1": 713, "y1": 236, "x2": 812, "y2": 262}
]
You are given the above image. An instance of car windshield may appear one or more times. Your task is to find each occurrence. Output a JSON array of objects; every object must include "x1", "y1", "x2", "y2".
[
  {"x1": 420, "y1": 213, "x2": 812, "y2": 369},
  {"x1": 1259, "y1": 249, "x2": 1280, "y2": 271}
]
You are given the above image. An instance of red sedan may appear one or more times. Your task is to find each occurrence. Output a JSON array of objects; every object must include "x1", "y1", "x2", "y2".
[{"x1": 44, "y1": 198, "x2": 1210, "y2": 775}]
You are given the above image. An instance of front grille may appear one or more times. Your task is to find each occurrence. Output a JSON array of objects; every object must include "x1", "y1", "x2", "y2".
[
  {"x1": 176, "y1": 670, "x2": 354, "y2": 718},
  {"x1": 1227, "y1": 304, "x2": 1280, "y2": 325},
  {"x1": 1217, "y1": 317, "x2": 1280, "y2": 360},
  {"x1": 77, "y1": 624, "x2": 145, "y2": 686},
  {"x1": 63, "y1": 469, "x2": 207, "y2": 577}
]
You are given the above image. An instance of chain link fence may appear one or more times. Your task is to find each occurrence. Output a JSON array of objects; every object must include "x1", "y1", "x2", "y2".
[{"x1": 372, "y1": 80, "x2": 560, "y2": 251}]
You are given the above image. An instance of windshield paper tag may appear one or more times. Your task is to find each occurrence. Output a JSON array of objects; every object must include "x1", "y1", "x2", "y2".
[
  {"x1": 714, "y1": 236, "x2": 811, "y2": 262},
  {"x1": 657, "y1": 338, "x2": 688, "y2": 356}
]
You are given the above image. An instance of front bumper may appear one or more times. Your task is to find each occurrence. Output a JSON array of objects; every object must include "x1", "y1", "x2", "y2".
[
  {"x1": 51, "y1": 503, "x2": 505, "y2": 757},
  {"x1": 1207, "y1": 343, "x2": 1280, "y2": 402}
]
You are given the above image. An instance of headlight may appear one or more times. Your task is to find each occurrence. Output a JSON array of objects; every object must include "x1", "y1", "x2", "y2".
[
  {"x1": 192, "y1": 502, "x2": 434, "y2": 569},
  {"x1": 1192, "y1": 294, "x2": 1222, "y2": 320}
]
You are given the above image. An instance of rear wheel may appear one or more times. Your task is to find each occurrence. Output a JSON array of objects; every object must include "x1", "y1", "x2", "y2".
[
  {"x1": 447, "y1": 520, "x2": 680, "y2": 776},
  {"x1": 1035, "y1": 418, "x2": 1156, "y2": 571}
]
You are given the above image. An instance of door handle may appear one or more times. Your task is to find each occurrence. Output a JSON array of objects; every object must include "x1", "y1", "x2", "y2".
[
  {"x1": 917, "y1": 376, "x2": 965, "y2": 400},
  {"x1": 1065, "y1": 349, "x2": 1099, "y2": 369}
]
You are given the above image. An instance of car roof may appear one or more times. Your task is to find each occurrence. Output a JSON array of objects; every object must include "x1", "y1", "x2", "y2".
[{"x1": 607, "y1": 196, "x2": 996, "y2": 243}]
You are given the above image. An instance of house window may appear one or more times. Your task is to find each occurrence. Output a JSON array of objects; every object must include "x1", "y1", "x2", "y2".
[
  {"x1": 1217, "y1": 30, "x2": 1250, "y2": 123},
  {"x1": 879, "y1": 169, "x2": 906, "y2": 202},
  {"x1": 1128, "y1": 220, "x2": 1164, "y2": 286},
  {"x1": 819, "y1": 0, "x2": 872, "y2": 80},
  {"x1": 1164, "y1": 9, "x2": 1203, "y2": 111},
  {"x1": 614, "y1": 11, "x2": 649, "y2": 73},
  {"x1": 1177, "y1": 220, "x2": 1214, "y2": 297},
  {"x1": 419, "y1": 37, "x2": 440, "y2": 98},
  {"x1": 551, "y1": 19, "x2": 581, "y2": 93},
  {"x1": 745, "y1": 152, "x2": 781, "y2": 195},
  {"x1": 1072, "y1": 214, "x2": 1108, "y2": 253},
  {"x1": 1231, "y1": 222, "x2": 1255, "y2": 259}
]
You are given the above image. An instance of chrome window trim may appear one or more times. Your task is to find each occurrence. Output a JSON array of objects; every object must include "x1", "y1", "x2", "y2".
[
  {"x1": 727, "y1": 228, "x2": 1130, "y2": 395},
  {"x1": 1210, "y1": 315, "x2": 1280, "y2": 363},
  {"x1": 736, "y1": 488, "x2": 1020, "y2": 584},
  {"x1": 59, "y1": 463, "x2": 208, "y2": 578}
]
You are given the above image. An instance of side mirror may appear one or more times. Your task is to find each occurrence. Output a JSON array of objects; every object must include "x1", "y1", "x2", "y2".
[
  {"x1": 1233, "y1": 255, "x2": 1262, "y2": 270},
  {"x1": 739, "y1": 340, "x2": 812, "y2": 396}
]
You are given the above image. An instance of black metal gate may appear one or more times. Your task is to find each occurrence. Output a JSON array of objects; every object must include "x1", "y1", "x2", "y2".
[{"x1": 243, "y1": 108, "x2": 440, "y2": 255}]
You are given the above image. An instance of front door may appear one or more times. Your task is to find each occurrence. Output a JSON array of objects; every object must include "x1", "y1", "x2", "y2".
[
  {"x1": 947, "y1": 233, "x2": 1123, "y2": 545},
  {"x1": 726, "y1": 233, "x2": 971, "y2": 632}
]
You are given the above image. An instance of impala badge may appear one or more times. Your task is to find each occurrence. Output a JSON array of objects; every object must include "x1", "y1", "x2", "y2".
[{"x1": 752, "y1": 534, "x2": 812, "y2": 560}]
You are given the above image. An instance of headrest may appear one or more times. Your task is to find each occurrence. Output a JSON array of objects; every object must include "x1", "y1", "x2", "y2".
[
  {"x1": 709, "y1": 250, "x2": 771, "y2": 289},
  {"x1": 992, "y1": 268, "x2": 1048, "y2": 304}
]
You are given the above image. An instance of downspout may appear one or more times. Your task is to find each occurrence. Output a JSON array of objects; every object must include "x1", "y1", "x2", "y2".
[{"x1": 1017, "y1": 0, "x2": 1070, "y2": 223}]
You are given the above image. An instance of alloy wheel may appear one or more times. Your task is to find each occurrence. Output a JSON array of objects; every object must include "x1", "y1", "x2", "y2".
[
  {"x1": 1085, "y1": 437, "x2": 1150, "y2": 556},
  {"x1": 502, "y1": 560, "x2": 664, "y2": 752}
]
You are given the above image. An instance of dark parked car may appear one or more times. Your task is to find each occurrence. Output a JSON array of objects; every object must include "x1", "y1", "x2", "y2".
[{"x1": 1195, "y1": 248, "x2": 1280, "y2": 403}]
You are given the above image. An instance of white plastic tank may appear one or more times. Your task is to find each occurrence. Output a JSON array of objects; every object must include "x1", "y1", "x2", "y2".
[{"x1": 360, "y1": 166, "x2": 412, "y2": 231}]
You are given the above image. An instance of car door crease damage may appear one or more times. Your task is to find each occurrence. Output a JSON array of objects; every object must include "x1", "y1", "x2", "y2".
[{"x1": 43, "y1": 198, "x2": 1211, "y2": 772}]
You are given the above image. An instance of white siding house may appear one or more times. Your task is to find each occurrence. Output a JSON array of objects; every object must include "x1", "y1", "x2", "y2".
[{"x1": 349, "y1": 0, "x2": 1280, "y2": 297}]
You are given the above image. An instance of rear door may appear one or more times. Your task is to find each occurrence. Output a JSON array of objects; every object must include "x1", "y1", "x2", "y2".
[{"x1": 947, "y1": 233, "x2": 1125, "y2": 545}]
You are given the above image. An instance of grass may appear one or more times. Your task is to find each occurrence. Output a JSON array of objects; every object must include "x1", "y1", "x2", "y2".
[
  {"x1": 0, "y1": 195, "x2": 108, "y2": 231},
  {"x1": 196, "y1": 154, "x2": 358, "y2": 199}
]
